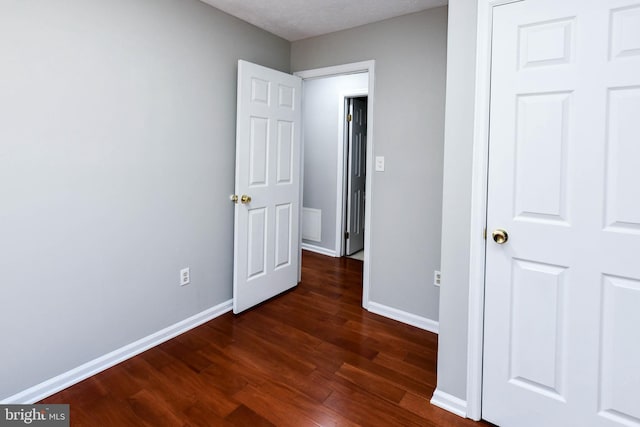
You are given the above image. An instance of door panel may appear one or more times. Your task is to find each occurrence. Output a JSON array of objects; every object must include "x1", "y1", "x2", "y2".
[
  {"x1": 247, "y1": 208, "x2": 267, "y2": 279},
  {"x1": 249, "y1": 117, "x2": 268, "y2": 186},
  {"x1": 610, "y1": 5, "x2": 640, "y2": 60},
  {"x1": 276, "y1": 121, "x2": 294, "y2": 184},
  {"x1": 605, "y1": 87, "x2": 640, "y2": 230},
  {"x1": 233, "y1": 60, "x2": 301, "y2": 314},
  {"x1": 509, "y1": 259, "x2": 566, "y2": 400},
  {"x1": 274, "y1": 203, "x2": 292, "y2": 269},
  {"x1": 514, "y1": 92, "x2": 570, "y2": 223},
  {"x1": 600, "y1": 275, "x2": 640, "y2": 424},
  {"x1": 483, "y1": 1, "x2": 640, "y2": 426}
]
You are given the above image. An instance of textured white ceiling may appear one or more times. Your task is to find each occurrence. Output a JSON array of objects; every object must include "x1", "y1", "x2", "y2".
[{"x1": 199, "y1": 0, "x2": 448, "y2": 41}]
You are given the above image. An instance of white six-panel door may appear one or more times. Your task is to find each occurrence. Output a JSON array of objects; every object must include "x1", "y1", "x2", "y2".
[
  {"x1": 483, "y1": 0, "x2": 640, "y2": 426},
  {"x1": 233, "y1": 60, "x2": 302, "y2": 314}
]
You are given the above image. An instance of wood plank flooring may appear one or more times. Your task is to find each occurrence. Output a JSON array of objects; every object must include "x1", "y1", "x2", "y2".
[{"x1": 41, "y1": 251, "x2": 491, "y2": 426}]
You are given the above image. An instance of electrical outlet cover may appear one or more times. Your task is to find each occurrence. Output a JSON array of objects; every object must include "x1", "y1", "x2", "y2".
[{"x1": 180, "y1": 267, "x2": 190, "y2": 286}]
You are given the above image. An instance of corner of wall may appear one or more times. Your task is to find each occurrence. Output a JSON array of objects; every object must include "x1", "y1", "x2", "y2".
[
  {"x1": 1, "y1": 300, "x2": 232, "y2": 404},
  {"x1": 430, "y1": 388, "x2": 468, "y2": 418},
  {"x1": 367, "y1": 301, "x2": 439, "y2": 334}
]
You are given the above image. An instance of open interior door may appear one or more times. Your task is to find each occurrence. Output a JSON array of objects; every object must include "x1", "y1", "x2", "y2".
[
  {"x1": 345, "y1": 97, "x2": 367, "y2": 255},
  {"x1": 233, "y1": 60, "x2": 302, "y2": 314}
]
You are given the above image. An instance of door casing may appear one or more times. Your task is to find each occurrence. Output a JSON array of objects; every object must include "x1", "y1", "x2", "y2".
[
  {"x1": 295, "y1": 61, "x2": 375, "y2": 309},
  {"x1": 465, "y1": 0, "x2": 525, "y2": 420}
]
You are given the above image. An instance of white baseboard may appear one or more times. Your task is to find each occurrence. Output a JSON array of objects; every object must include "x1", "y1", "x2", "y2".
[
  {"x1": 431, "y1": 388, "x2": 468, "y2": 418},
  {"x1": 1, "y1": 299, "x2": 233, "y2": 404},
  {"x1": 301, "y1": 243, "x2": 338, "y2": 257},
  {"x1": 367, "y1": 301, "x2": 439, "y2": 334}
]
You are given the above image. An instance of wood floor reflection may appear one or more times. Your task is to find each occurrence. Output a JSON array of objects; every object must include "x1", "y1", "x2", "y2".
[{"x1": 42, "y1": 251, "x2": 491, "y2": 426}]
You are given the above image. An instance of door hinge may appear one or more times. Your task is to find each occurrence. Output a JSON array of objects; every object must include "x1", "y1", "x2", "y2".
[
  {"x1": 483, "y1": 228, "x2": 487, "y2": 240},
  {"x1": 344, "y1": 231, "x2": 350, "y2": 240},
  {"x1": 347, "y1": 114, "x2": 352, "y2": 122}
]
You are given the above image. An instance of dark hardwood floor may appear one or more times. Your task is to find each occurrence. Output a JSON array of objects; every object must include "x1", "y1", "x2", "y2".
[{"x1": 41, "y1": 251, "x2": 491, "y2": 426}]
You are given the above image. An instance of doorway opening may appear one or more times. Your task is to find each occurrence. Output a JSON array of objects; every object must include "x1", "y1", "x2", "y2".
[{"x1": 295, "y1": 61, "x2": 375, "y2": 309}]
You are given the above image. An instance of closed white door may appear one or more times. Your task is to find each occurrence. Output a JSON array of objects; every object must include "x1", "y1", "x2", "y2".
[
  {"x1": 483, "y1": 0, "x2": 640, "y2": 426},
  {"x1": 346, "y1": 97, "x2": 367, "y2": 255},
  {"x1": 233, "y1": 60, "x2": 302, "y2": 314}
]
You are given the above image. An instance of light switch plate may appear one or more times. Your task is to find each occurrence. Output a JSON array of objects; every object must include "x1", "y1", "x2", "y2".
[{"x1": 375, "y1": 156, "x2": 385, "y2": 172}]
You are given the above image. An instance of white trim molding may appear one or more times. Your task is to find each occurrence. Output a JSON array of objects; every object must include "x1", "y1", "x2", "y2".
[
  {"x1": 368, "y1": 301, "x2": 439, "y2": 334},
  {"x1": 1, "y1": 300, "x2": 233, "y2": 404},
  {"x1": 431, "y1": 388, "x2": 468, "y2": 418},
  {"x1": 465, "y1": 0, "x2": 524, "y2": 422},
  {"x1": 294, "y1": 60, "x2": 374, "y2": 80},
  {"x1": 301, "y1": 243, "x2": 338, "y2": 257},
  {"x1": 295, "y1": 60, "x2": 375, "y2": 310}
]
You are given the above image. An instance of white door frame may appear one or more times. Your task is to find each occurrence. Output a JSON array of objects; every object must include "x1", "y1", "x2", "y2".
[
  {"x1": 294, "y1": 60, "x2": 375, "y2": 309},
  {"x1": 339, "y1": 91, "x2": 368, "y2": 257},
  {"x1": 465, "y1": 0, "x2": 524, "y2": 421}
]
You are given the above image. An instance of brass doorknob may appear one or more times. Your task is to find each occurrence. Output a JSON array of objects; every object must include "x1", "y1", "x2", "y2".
[
  {"x1": 240, "y1": 194, "x2": 252, "y2": 204},
  {"x1": 492, "y1": 229, "x2": 509, "y2": 244},
  {"x1": 230, "y1": 194, "x2": 239, "y2": 203}
]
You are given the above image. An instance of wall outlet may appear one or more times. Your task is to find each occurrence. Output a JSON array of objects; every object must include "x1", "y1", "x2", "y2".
[
  {"x1": 375, "y1": 156, "x2": 385, "y2": 172},
  {"x1": 180, "y1": 267, "x2": 190, "y2": 286},
  {"x1": 434, "y1": 270, "x2": 441, "y2": 287}
]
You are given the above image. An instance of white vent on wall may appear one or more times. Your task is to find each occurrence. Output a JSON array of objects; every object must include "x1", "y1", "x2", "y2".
[{"x1": 302, "y1": 207, "x2": 322, "y2": 242}]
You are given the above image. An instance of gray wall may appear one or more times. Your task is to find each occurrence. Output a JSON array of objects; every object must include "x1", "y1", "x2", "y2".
[
  {"x1": 436, "y1": 0, "x2": 479, "y2": 402},
  {"x1": 302, "y1": 73, "x2": 369, "y2": 252},
  {"x1": 0, "y1": 0, "x2": 289, "y2": 400},
  {"x1": 292, "y1": 7, "x2": 448, "y2": 320}
]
